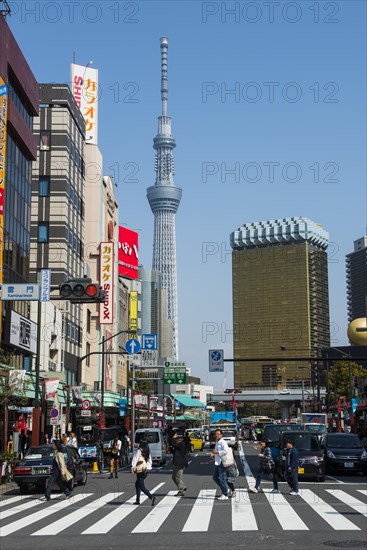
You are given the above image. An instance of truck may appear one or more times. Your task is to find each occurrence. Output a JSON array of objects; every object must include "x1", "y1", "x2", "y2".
[
  {"x1": 209, "y1": 411, "x2": 238, "y2": 448},
  {"x1": 301, "y1": 413, "x2": 327, "y2": 425}
]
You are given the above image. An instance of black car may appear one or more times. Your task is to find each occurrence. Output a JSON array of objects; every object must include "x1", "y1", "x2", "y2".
[
  {"x1": 320, "y1": 433, "x2": 367, "y2": 475},
  {"x1": 262, "y1": 423, "x2": 304, "y2": 464},
  {"x1": 14, "y1": 445, "x2": 88, "y2": 493},
  {"x1": 278, "y1": 430, "x2": 325, "y2": 481}
]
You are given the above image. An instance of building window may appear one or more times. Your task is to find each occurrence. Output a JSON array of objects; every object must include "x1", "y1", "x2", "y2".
[
  {"x1": 86, "y1": 342, "x2": 91, "y2": 367},
  {"x1": 87, "y1": 309, "x2": 91, "y2": 334},
  {"x1": 39, "y1": 176, "x2": 50, "y2": 196},
  {"x1": 40, "y1": 132, "x2": 51, "y2": 151},
  {"x1": 38, "y1": 222, "x2": 49, "y2": 243}
]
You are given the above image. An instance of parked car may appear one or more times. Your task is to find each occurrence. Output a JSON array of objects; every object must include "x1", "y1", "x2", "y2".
[
  {"x1": 320, "y1": 433, "x2": 367, "y2": 475},
  {"x1": 14, "y1": 445, "x2": 87, "y2": 494},
  {"x1": 278, "y1": 430, "x2": 325, "y2": 482},
  {"x1": 185, "y1": 431, "x2": 204, "y2": 452}
]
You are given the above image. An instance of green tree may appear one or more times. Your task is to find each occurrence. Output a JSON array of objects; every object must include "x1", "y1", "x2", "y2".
[{"x1": 328, "y1": 361, "x2": 367, "y2": 404}]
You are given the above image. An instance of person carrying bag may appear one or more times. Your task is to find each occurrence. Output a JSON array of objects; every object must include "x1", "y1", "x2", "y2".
[
  {"x1": 249, "y1": 438, "x2": 279, "y2": 494},
  {"x1": 43, "y1": 440, "x2": 73, "y2": 501},
  {"x1": 131, "y1": 439, "x2": 155, "y2": 506}
]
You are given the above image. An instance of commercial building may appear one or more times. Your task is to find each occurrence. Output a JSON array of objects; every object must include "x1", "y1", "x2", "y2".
[
  {"x1": 0, "y1": 11, "x2": 39, "y2": 369},
  {"x1": 231, "y1": 217, "x2": 330, "y2": 388},
  {"x1": 346, "y1": 236, "x2": 367, "y2": 322}
]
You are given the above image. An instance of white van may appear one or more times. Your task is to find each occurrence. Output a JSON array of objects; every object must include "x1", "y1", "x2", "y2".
[{"x1": 134, "y1": 428, "x2": 166, "y2": 465}]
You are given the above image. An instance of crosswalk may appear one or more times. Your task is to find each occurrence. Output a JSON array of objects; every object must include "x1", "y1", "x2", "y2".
[{"x1": 0, "y1": 486, "x2": 366, "y2": 536}]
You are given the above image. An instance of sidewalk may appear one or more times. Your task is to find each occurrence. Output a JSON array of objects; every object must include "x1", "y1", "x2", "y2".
[{"x1": 0, "y1": 481, "x2": 18, "y2": 495}]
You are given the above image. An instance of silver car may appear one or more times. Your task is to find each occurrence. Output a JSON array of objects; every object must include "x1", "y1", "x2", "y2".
[{"x1": 222, "y1": 430, "x2": 238, "y2": 450}]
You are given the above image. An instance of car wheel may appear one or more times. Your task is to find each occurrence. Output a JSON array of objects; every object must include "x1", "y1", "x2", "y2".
[
  {"x1": 78, "y1": 469, "x2": 88, "y2": 486},
  {"x1": 19, "y1": 484, "x2": 28, "y2": 494}
]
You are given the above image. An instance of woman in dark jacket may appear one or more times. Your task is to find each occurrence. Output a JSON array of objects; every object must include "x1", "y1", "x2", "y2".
[
  {"x1": 131, "y1": 440, "x2": 155, "y2": 506},
  {"x1": 249, "y1": 438, "x2": 279, "y2": 493},
  {"x1": 44, "y1": 440, "x2": 73, "y2": 501}
]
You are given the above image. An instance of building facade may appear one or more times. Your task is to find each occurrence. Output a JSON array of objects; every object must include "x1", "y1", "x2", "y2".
[
  {"x1": 0, "y1": 12, "x2": 39, "y2": 369},
  {"x1": 30, "y1": 84, "x2": 85, "y2": 385},
  {"x1": 346, "y1": 237, "x2": 367, "y2": 323},
  {"x1": 231, "y1": 217, "x2": 330, "y2": 388}
]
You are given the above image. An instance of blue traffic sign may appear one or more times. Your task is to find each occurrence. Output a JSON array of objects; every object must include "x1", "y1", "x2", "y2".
[
  {"x1": 126, "y1": 338, "x2": 141, "y2": 354},
  {"x1": 142, "y1": 334, "x2": 158, "y2": 350},
  {"x1": 209, "y1": 349, "x2": 224, "y2": 372}
]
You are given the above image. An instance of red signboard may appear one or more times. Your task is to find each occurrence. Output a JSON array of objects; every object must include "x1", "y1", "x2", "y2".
[{"x1": 118, "y1": 226, "x2": 138, "y2": 279}]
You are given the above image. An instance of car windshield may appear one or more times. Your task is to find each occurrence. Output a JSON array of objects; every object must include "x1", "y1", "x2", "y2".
[
  {"x1": 223, "y1": 431, "x2": 235, "y2": 437},
  {"x1": 326, "y1": 436, "x2": 362, "y2": 449},
  {"x1": 305, "y1": 425, "x2": 327, "y2": 434},
  {"x1": 283, "y1": 434, "x2": 320, "y2": 450},
  {"x1": 135, "y1": 432, "x2": 159, "y2": 444},
  {"x1": 263, "y1": 424, "x2": 303, "y2": 443},
  {"x1": 25, "y1": 446, "x2": 54, "y2": 459}
]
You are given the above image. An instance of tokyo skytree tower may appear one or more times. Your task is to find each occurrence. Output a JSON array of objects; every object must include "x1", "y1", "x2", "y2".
[{"x1": 147, "y1": 37, "x2": 182, "y2": 360}]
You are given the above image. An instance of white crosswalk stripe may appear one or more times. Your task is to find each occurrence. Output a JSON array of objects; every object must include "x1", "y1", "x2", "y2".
[
  {"x1": 263, "y1": 490, "x2": 308, "y2": 530},
  {"x1": 182, "y1": 489, "x2": 216, "y2": 532},
  {"x1": 81, "y1": 483, "x2": 165, "y2": 534},
  {"x1": 0, "y1": 486, "x2": 366, "y2": 536},
  {"x1": 299, "y1": 489, "x2": 360, "y2": 530},
  {"x1": 32, "y1": 492, "x2": 124, "y2": 535},
  {"x1": 0, "y1": 495, "x2": 32, "y2": 508}
]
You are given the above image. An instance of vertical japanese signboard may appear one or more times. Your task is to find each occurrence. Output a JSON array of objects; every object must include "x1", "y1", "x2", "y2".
[
  {"x1": 129, "y1": 291, "x2": 138, "y2": 334},
  {"x1": 99, "y1": 242, "x2": 114, "y2": 325},
  {"x1": 71, "y1": 63, "x2": 99, "y2": 144},
  {"x1": 0, "y1": 76, "x2": 8, "y2": 297}
]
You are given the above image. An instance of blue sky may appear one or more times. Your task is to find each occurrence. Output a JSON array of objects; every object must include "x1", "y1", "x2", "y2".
[{"x1": 8, "y1": 1, "x2": 366, "y2": 388}]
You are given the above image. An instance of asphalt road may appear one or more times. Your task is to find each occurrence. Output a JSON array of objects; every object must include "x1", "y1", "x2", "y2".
[{"x1": 0, "y1": 442, "x2": 366, "y2": 550}]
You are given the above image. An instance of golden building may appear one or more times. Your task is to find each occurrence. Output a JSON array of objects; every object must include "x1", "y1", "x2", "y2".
[{"x1": 231, "y1": 218, "x2": 330, "y2": 388}]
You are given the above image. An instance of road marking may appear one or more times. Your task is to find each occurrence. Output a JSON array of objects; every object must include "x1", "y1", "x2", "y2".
[
  {"x1": 325, "y1": 474, "x2": 343, "y2": 484},
  {"x1": 0, "y1": 495, "x2": 35, "y2": 510},
  {"x1": 82, "y1": 483, "x2": 164, "y2": 534},
  {"x1": 231, "y1": 489, "x2": 258, "y2": 531},
  {"x1": 263, "y1": 491, "x2": 308, "y2": 530},
  {"x1": 0, "y1": 493, "x2": 91, "y2": 537},
  {"x1": 238, "y1": 443, "x2": 255, "y2": 482},
  {"x1": 299, "y1": 489, "x2": 360, "y2": 530},
  {"x1": 357, "y1": 490, "x2": 367, "y2": 496},
  {"x1": 325, "y1": 490, "x2": 367, "y2": 517},
  {"x1": 32, "y1": 492, "x2": 124, "y2": 535},
  {"x1": 132, "y1": 491, "x2": 179, "y2": 533},
  {"x1": 182, "y1": 489, "x2": 216, "y2": 532},
  {"x1": 1, "y1": 496, "x2": 52, "y2": 519}
]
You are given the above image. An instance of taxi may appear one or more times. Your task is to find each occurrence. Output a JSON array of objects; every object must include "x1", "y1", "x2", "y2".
[{"x1": 186, "y1": 430, "x2": 204, "y2": 451}]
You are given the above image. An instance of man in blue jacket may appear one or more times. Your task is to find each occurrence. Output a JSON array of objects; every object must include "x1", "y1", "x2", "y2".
[{"x1": 286, "y1": 439, "x2": 299, "y2": 495}]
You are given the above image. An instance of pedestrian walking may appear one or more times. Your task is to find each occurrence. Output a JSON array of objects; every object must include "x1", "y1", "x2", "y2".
[
  {"x1": 286, "y1": 439, "x2": 299, "y2": 495},
  {"x1": 249, "y1": 438, "x2": 279, "y2": 493},
  {"x1": 131, "y1": 439, "x2": 155, "y2": 506},
  {"x1": 43, "y1": 440, "x2": 73, "y2": 501},
  {"x1": 171, "y1": 429, "x2": 189, "y2": 496},
  {"x1": 108, "y1": 433, "x2": 121, "y2": 479},
  {"x1": 210, "y1": 428, "x2": 229, "y2": 500}
]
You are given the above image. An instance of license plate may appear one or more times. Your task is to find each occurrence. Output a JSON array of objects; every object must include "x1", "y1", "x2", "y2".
[
  {"x1": 344, "y1": 462, "x2": 354, "y2": 468},
  {"x1": 298, "y1": 467, "x2": 305, "y2": 474},
  {"x1": 32, "y1": 467, "x2": 48, "y2": 474}
]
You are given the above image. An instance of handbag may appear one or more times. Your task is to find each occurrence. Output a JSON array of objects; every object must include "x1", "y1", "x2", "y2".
[
  {"x1": 61, "y1": 468, "x2": 74, "y2": 482},
  {"x1": 221, "y1": 447, "x2": 234, "y2": 467},
  {"x1": 133, "y1": 457, "x2": 147, "y2": 474}
]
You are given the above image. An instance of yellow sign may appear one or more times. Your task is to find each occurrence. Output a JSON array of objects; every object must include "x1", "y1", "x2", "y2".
[
  {"x1": 129, "y1": 291, "x2": 138, "y2": 333},
  {"x1": 0, "y1": 75, "x2": 8, "y2": 290}
]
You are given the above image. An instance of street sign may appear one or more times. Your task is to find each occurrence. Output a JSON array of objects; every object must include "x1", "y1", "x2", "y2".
[
  {"x1": 50, "y1": 418, "x2": 60, "y2": 425},
  {"x1": 175, "y1": 368, "x2": 186, "y2": 384},
  {"x1": 209, "y1": 349, "x2": 224, "y2": 372},
  {"x1": 82, "y1": 399, "x2": 91, "y2": 410},
  {"x1": 40, "y1": 269, "x2": 51, "y2": 302},
  {"x1": 50, "y1": 408, "x2": 59, "y2": 418},
  {"x1": 142, "y1": 349, "x2": 158, "y2": 367},
  {"x1": 126, "y1": 338, "x2": 141, "y2": 354},
  {"x1": 81, "y1": 410, "x2": 91, "y2": 417},
  {"x1": 129, "y1": 354, "x2": 141, "y2": 366},
  {"x1": 0, "y1": 284, "x2": 40, "y2": 301},
  {"x1": 163, "y1": 367, "x2": 186, "y2": 384},
  {"x1": 142, "y1": 334, "x2": 158, "y2": 350}
]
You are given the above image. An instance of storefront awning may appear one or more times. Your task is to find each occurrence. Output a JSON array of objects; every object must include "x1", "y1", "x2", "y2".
[
  {"x1": 166, "y1": 414, "x2": 199, "y2": 422},
  {"x1": 171, "y1": 394, "x2": 206, "y2": 408}
]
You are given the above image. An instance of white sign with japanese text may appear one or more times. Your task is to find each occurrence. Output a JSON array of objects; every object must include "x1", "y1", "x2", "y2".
[
  {"x1": 99, "y1": 242, "x2": 114, "y2": 325},
  {"x1": 71, "y1": 63, "x2": 99, "y2": 145}
]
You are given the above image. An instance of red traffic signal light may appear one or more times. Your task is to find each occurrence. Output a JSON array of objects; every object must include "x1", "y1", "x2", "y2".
[
  {"x1": 191, "y1": 395, "x2": 200, "y2": 399},
  {"x1": 59, "y1": 278, "x2": 105, "y2": 302}
]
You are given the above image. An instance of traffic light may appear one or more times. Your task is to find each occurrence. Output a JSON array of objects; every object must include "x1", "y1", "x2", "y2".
[
  {"x1": 59, "y1": 278, "x2": 105, "y2": 303},
  {"x1": 191, "y1": 395, "x2": 200, "y2": 399}
]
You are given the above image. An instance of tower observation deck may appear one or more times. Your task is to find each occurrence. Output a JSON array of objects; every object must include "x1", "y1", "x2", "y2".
[{"x1": 147, "y1": 37, "x2": 182, "y2": 360}]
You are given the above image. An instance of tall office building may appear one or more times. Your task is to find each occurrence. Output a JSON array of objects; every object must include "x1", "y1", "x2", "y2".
[
  {"x1": 346, "y1": 237, "x2": 367, "y2": 322},
  {"x1": 0, "y1": 11, "x2": 39, "y2": 369},
  {"x1": 147, "y1": 38, "x2": 182, "y2": 361},
  {"x1": 30, "y1": 84, "x2": 85, "y2": 385},
  {"x1": 231, "y1": 217, "x2": 330, "y2": 388}
]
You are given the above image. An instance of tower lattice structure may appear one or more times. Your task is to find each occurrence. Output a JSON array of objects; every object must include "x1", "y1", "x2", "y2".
[{"x1": 147, "y1": 37, "x2": 182, "y2": 360}]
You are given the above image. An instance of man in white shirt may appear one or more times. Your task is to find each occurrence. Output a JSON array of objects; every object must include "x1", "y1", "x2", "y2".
[{"x1": 210, "y1": 429, "x2": 229, "y2": 500}]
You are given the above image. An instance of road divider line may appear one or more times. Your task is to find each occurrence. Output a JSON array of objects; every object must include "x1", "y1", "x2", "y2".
[
  {"x1": 0, "y1": 493, "x2": 91, "y2": 537},
  {"x1": 263, "y1": 491, "x2": 308, "y2": 530},
  {"x1": 82, "y1": 483, "x2": 165, "y2": 535},
  {"x1": 238, "y1": 442, "x2": 255, "y2": 483},
  {"x1": 32, "y1": 492, "x2": 124, "y2": 535},
  {"x1": 132, "y1": 491, "x2": 179, "y2": 533},
  {"x1": 299, "y1": 489, "x2": 360, "y2": 530},
  {"x1": 182, "y1": 489, "x2": 216, "y2": 532},
  {"x1": 232, "y1": 488, "x2": 258, "y2": 531}
]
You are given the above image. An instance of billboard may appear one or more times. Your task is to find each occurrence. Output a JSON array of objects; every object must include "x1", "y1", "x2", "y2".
[
  {"x1": 99, "y1": 242, "x2": 114, "y2": 325},
  {"x1": 129, "y1": 291, "x2": 138, "y2": 333},
  {"x1": 0, "y1": 76, "x2": 8, "y2": 292},
  {"x1": 118, "y1": 226, "x2": 139, "y2": 279},
  {"x1": 7, "y1": 310, "x2": 37, "y2": 354},
  {"x1": 71, "y1": 63, "x2": 99, "y2": 144}
]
